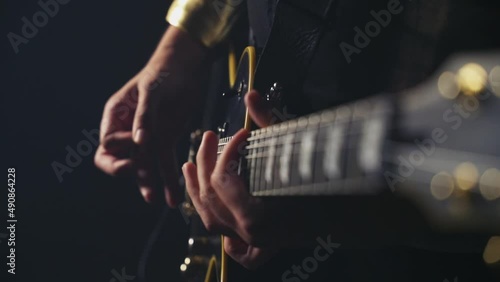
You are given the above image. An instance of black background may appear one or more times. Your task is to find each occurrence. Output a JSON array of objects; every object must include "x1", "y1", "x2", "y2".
[{"x1": 2, "y1": 0, "x2": 186, "y2": 281}]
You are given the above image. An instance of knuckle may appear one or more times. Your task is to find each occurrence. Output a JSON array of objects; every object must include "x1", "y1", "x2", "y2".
[
  {"x1": 200, "y1": 190, "x2": 215, "y2": 205},
  {"x1": 210, "y1": 172, "x2": 228, "y2": 188}
]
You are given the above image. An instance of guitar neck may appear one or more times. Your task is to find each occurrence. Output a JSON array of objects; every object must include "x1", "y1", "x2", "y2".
[
  {"x1": 217, "y1": 95, "x2": 394, "y2": 196},
  {"x1": 211, "y1": 49, "x2": 500, "y2": 233}
]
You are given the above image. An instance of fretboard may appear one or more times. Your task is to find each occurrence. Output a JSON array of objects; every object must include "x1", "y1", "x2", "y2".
[{"x1": 217, "y1": 95, "x2": 394, "y2": 196}]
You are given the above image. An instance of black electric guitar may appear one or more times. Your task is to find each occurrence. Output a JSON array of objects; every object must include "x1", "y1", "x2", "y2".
[{"x1": 179, "y1": 46, "x2": 500, "y2": 281}]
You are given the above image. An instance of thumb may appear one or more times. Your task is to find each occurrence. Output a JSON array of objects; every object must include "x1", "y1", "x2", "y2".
[{"x1": 244, "y1": 90, "x2": 273, "y2": 128}]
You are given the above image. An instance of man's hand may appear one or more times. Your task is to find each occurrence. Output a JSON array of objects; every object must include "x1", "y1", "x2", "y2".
[
  {"x1": 182, "y1": 90, "x2": 286, "y2": 268},
  {"x1": 95, "y1": 26, "x2": 209, "y2": 207}
]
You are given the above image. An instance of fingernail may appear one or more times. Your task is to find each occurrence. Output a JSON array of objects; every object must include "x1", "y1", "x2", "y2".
[
  {"x1": 140, "y1": 188, "x2": 152, "y2": 203},
  {"x1": 134, "y1": 129, "x2": 145, "y2": 144}
]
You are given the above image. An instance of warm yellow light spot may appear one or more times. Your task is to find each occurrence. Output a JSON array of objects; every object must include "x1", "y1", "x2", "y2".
[
  {"x1": 483, "y1": 236, "x2": 500, "y2": 264},
  {"x1": 490, "y1": 65, "x2": 500, "y2": 97},
  {"x1": 184, "y1": 257, "x2": 191, "y2": 265},
  {"x1": 438, "y1": 71, "x2": 460, "y2": 99},
  {"x1": 457, "y1": 63, "x2": 488, "y2": 96},
  {"x1": 479, "y1": 168, "x2": 500, "y2": 200},
  {"x1": 454, "y1": 162, "x2": 479, "y2": 191},
  {"x1": 180, "y1": 264, "x2": 187, "y2": 272},
  {"x1": 430, "y1": 172, "x2": 455, "y2": 200}
]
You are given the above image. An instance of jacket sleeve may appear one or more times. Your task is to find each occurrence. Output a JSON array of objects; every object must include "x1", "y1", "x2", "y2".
[{"x1": 166, "y1": 0, "x2": 244, "y2": 47}]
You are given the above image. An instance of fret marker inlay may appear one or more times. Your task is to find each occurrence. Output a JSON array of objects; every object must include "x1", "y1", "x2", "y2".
[
  {"x1": 324, "y1": 123, "x2": 345, "y2": 179},
  {"x1": 359, "y1": 116, "x2": 385, "y2": 173},
  {"x1": 299, "y1": 130, "x2": 316, "y2": 181},
  {"x1": 280, "y1": 133, "x2": 295, "y2": 185},
  {"x1": 265, "y1": 137, "x2": 278, "y2": 184}
]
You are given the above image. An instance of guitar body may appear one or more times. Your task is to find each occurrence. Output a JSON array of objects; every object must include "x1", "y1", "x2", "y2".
[{"x1": 213, "y1": 47, "x2": 256, "y2": 137}]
